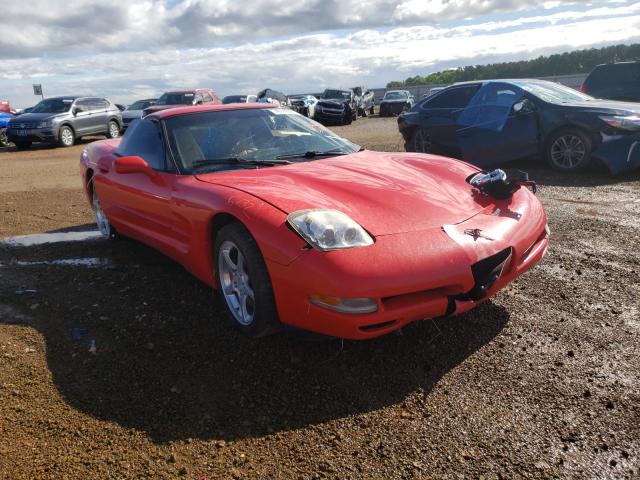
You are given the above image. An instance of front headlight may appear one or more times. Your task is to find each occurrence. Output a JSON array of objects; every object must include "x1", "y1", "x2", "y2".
[
  {"x1": 600, "y1": 115, "x2": 640, "y2": 131},
  {"x1": 287, "y1": 209, "x2": 374, "y2": 251},
  {"x1": 37, "y1": 120, "x2": 52, "y2": 129}
]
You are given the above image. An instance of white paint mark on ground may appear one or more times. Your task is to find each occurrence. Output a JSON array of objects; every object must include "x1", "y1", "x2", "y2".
[
  {"x1": 1, "y1": 258, "x2": 111, "y2": 268},
  {"x1": 1, "y1": 231, "x2": 103, "y2": 247}
]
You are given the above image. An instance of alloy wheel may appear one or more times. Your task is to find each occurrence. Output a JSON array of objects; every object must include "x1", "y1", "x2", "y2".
[
  {"x1": 108, "y1": 121, "x2": 120, "y2": 138},
  {"x1": 218, "y1": 240, "x2": 255, "y2": 326},
  {"x1": 93, "y1": 190, "x2": 111, "y2": 239},
  {"x1": 413, "y1": 129, "x2": 432, "y2": 153},
  {"x1": 61, "y1": 127, "x2": 74, "y2": 146},
  {"x1": 550, "y1": 134, "x2": 586, "y2": 170},
  {"x1": 0, "y1": 128, "x2": 9, "y2": 147}
]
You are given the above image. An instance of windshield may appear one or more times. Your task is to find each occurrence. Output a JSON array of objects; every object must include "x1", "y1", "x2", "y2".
[
  {"x1": 165, "y1": 108, "x2": 359, "y2": 173},
  {"x1": 322, "y1": 90, "x2": 350, "y2": 99},
  {"x1": 157, "y1": 93, "x2": 196, "y2": 105},
  {"x1": 127, "y1": 100, "x2": 154, "y2": 110},
  {"x1": 31, "y1": 98, "x2": 74, "y2": 114},
  {"x1": 223, "y1": 96, "x2": 246, "y2": 104},
  {"x1": 384, "y1": 92, "x2": 408, "y2": 100},
  {"x1": 519, "y1": 82, "x2": 593, "y2": 104}
]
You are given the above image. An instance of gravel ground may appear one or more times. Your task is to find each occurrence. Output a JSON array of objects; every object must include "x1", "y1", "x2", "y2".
[{"x1": 0, "y1": 116, "x2": 639, "y2": 479}]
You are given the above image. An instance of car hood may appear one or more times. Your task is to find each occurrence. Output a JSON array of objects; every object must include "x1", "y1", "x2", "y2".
[
  {"x1": 381, "y1": 98, "x2": 410, "y2": 104},
  {"x1": 8, "y1": 112, "x2": 60, "y2": 122},
  {"x1": 122, "y1": 110, "x2": 143, "y2": 119},
  {"x1": 318, "y1": 98, "x2": 349, "y2": 106},
  {"x1": 563, "y1": 99, "x2": 640, "y2": 115},
  {"x1": 195, "y1": 151, "x2": 486, "y2": 236}
]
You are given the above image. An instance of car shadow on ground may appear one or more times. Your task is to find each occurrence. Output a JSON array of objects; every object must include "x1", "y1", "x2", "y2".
[
  {"x1": 0, "y1": 136, "x2": 104, "y2": 154},
  {"x1": 493, "y1": 157, "x2": 640, "y2": 188},
  {"x1": 0, "y1": 238, "x2": 510, "y2": 443}
]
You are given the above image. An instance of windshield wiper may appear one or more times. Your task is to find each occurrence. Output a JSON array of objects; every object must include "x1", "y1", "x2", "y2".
[
  {"x1": 276, "y1": 149, "x2": 351, "y2": 160},
  {"x1": 191, "y1": 157, "x2": 292, "y2": 171}
]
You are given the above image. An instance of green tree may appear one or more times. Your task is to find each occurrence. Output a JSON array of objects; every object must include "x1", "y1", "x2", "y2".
[{"x1": 386, "y1": 43, "x2": 640, "y2": 88}]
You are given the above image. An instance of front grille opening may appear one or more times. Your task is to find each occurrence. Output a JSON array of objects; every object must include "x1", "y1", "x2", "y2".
[
  {"x1": 465, "y1": 247, "x2": 513, "y2": 301},
  {"x1": 359, "y1": 320, "x2": 398, "y2": 332}
]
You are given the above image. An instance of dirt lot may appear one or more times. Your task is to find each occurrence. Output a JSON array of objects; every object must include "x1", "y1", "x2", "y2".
[{"x1": 0, "y1": 116, "x2": 639, "y2": 479}]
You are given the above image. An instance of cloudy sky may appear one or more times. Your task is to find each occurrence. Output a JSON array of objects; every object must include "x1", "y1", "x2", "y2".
[{"x1": 1, "y1": 0, "x2": 639, "y2": 107}]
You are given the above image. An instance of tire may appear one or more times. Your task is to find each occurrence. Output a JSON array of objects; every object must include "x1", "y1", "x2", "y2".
[
  {"x1": 0, "y1": 128, "x2": 10, "y2": 147},
  {"x1": 352, "y1": 107, "x2": 358, "y2": 121},
  {"x1": 369, "y1": 105, "x2": 375, "y2": 116},
  {"x1": 214, "y1": 223, "x2": 280, "y2": 338},
  {"x1": 545, "y1": 128, "x2": 592, "y2": 172},
  {"x1": 406, "y1": 128, "x2": 432, "y2": 153},
  {"x1": 14, "y1": 141, "x2": 32, "y2": 150},
  {"x1": 343, "y1": 111, "x2": 352, "y2": 125},
  {"x1": 58, "y1": 125, "x2": 75, "y2": 147},
  {"x1": 92, "y1": 188, "x2": 117, "y2": 240},
  {"x1": 107, "y1": 120, "x2": 120, "y2": 139}
]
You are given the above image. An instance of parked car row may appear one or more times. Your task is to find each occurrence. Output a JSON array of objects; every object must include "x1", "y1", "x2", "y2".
[
  {"x1": 5, "y1": 96, "x2": 122, "y2": 149},
  {"x1": 398, "y1": 78, "x2": 640, "y2": 174}
]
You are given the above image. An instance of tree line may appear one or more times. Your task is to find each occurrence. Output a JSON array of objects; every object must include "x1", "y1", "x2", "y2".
[{"x1": 386, "y1": 43, "x2": 640, "y2": 88}]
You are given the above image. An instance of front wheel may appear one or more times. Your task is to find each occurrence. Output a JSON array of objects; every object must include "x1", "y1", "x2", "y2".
[
  {"x1": 59, "y1": 125, "x2": 75, "y2": 147},
  {"x1": 107, "y1": 120, "x2": 120, "y2": 139},
  {"x1": 406, "y1": 128, "x2": 432, "y2": 153},
  {"x1": 214, "y1": 223, "x2": 280, "y2": 338},
  {"x1": 545, "y1": 129, "x2": 592, "y2": 172},
  {"x1": 93, "y1": 189, "x2": 116, "y2": 239},
  {"x1": 0, "y1": 128, "x2": 10, "y2": 147}
]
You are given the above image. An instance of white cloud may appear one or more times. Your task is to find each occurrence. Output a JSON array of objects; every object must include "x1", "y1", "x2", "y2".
[{"x1": 0, "y1": 1, "x2": 638, "y2": 107}]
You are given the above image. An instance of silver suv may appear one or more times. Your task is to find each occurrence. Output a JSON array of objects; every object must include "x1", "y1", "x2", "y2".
[{"x1": 6, "y1": 96, "x2": 122, "y2": 149}]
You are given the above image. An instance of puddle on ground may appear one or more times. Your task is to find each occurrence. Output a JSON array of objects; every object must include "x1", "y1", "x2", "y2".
[
  {"x1": 1, "y1": 258, "x2": 111, "y2": 268},
  {"x1": 1, "y1": 231, "x2": 103, "y2": 247}
]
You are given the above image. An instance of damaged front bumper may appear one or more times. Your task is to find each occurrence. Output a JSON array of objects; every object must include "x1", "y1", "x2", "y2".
[{"x1": 594, "y1": 131, "x2": 640, "y2": 175}]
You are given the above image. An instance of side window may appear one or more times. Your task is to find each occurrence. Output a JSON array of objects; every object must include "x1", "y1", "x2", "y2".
[
  {"x1": 116, "y1": 119, "x2": 165, "y2": 170},
  {"x1": 201, "y1": 93, "x2": 213, "y2": 103},
  {"x1": 194, "y1": 94, "x2": 204, "y2": 104},
  {"x1": 424, "y1": 86, "x2": 480, "y2": 109},
  {"x1": 90, "y1": 98, "x2": 107, "y2": 110},
  {"x1": 75, "y1": 99, "x2": 92, "y2": 112}
]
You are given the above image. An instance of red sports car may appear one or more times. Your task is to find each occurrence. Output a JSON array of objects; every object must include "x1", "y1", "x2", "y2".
[{"x1": 80, "y1": 103, "x2": 548, "y2": 339}]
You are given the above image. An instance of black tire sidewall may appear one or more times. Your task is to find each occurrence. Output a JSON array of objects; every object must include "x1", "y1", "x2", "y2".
[
  {"x1": 545, "y1": 128, "x2": 592, "y2": 172},
  {"x1": 214, "y1": 223, "x2": 279, "y2": 338}
]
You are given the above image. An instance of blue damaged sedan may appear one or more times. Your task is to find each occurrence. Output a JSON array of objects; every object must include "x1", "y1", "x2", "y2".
[{"x1": 398, "y1": 79, "x2": 640, "y2": 175}]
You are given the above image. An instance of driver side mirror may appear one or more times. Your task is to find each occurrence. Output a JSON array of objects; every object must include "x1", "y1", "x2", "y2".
[
  {"x1": 115, "y1": 156, "x2": 156, "y2": 177},
  {"x1": 513, "y1": 99, "x2": 533, "y2": 114},
  {"x1": 72, "y1": 107, "x2": 79, "y2": 116}
]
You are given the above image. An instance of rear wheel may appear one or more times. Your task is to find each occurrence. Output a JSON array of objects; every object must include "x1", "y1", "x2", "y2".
[
  {"x1": 214, "y1": 223, "x2": 280, "y2": 338},
  {"x1": 545, "y1": 128, "x2": 592, "y2": 172},
  {"x1": 107, "y1": 120, "x2": 120, "y2": 139},
  {"x1": 406, "y1": 128, "x2": 432, "y2": 153},
  {"x1": 59, "y1": 125, "x2": 75, "y2": 147}
]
